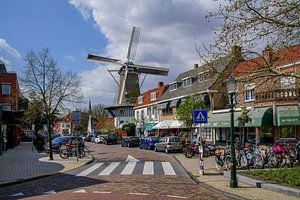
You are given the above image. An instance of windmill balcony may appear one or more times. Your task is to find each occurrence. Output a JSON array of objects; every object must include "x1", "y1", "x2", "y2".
[{"x1": 255, "y1": 88, "x2": 300, "y2": 102}]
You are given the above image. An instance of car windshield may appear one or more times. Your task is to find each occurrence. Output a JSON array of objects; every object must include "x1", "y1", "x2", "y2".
[
  {"x1": 169, "y1": 137, "x2": 180, "y2": 142},
  {"x1": 150, "y1": 137, "x2": 159, "y2": 142},
  {"x1": 52, "y1": 137, "x2": 70, "y2": 143}
]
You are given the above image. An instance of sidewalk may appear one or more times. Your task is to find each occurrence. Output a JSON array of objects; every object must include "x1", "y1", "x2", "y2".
[
  {"x1": 0, "y1": 142, "x2": 94, "y2": 186},
  {"x1": 175, "y1": 154, "x2": 299, "y2": 200}
]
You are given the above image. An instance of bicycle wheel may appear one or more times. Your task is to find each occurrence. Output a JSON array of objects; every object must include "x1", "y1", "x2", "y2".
[
  {"x1": 83, "y1": 147, "x2": 91, "y2": 157},
  {"x1": 78, "y1": 149, "x2": 85, "y2": 158},
  {"x1": 224, "y1": 155, "x2": 232, "y2": 170},
  {"x1": 185, "y1": 148, "x2": 194, "y2": 158},
  {"x1": 215, "y1": 155, "x2": 223, "y2": 171},
  {"x1": 254, "y1": 153, "x2": 264, "y2": 169},
  {"x1": 60, "y1": 149, "x2": 69, "y2": 159},
  {"x1": 268, "y1": 152, "x2": 278, "y2": 168}
]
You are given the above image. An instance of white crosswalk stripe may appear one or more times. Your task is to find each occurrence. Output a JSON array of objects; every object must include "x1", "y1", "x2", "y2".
[
  {"x1": 143, "y1": 161, "x2": 154, "y2": 175},
  {"x1": 77, "y1": 163, "x2": 103, "y2": 176},
  {"x1": 98, "y1": 162, "x2": 120, "y2": 176},
  {"x1": 162, "y1": 162, "x2": 176, "y2": 175},
  {"x1": 121, "y1": 162, "x2": 137, "y2": 175},
  {"x1": 75, "y1": 161, "x2": 178, "y2": 176}
]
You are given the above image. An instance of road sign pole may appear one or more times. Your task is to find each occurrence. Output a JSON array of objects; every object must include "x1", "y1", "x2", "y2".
[{"x1": 199, "y1": 126, "x2": 204, "y2": 175}]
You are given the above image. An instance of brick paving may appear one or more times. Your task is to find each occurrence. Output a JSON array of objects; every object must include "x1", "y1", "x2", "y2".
[{"x1": 175, "y1": 154, "x2": 299, "y2": 200}]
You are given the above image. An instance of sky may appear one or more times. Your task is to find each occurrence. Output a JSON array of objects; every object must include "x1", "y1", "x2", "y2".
[{"x1": 0, "y1": 0, "x2": 221, "y2": 109}]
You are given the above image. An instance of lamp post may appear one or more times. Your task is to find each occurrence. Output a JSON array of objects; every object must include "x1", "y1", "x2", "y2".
[{"x1": 225, "y1": 77, "x2": 238, "y2": 188}]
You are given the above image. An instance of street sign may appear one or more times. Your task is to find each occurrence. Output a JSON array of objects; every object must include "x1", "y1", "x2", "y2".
[
  {"x1": 72, "y1": 111, "x2": 81, "y2": 126},
  {"x1": 193, "y1": 110, "x2": 208, "y2": 124}
]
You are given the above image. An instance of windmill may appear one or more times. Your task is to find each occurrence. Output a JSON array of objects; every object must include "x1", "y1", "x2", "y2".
[{"x1": 87, "y1": 26, "x2": 169, "y2": 106}]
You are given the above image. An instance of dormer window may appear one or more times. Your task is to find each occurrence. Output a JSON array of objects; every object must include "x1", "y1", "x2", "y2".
[
  {"x1": 198, "y1": 70, "x2": 210, "y2": 82},
  {"x1": 170, "y1": 82, "x2": 178, "y2": 91},
  {"x1": 182, "y1": 77, "x2": 192, "y2": 87},
  {"x1": 138, "y1": 96, "x2": 143, "y2": 104},
  {"x1": 150, "y1": 92, "x2": 157, "y2": 101}
]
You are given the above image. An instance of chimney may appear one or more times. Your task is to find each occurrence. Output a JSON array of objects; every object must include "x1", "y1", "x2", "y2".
[
  {"x1": 194, "y1": 63, "x2": 199, "y2": 69},
  {"x1": 0, "y1": 60, "x2": 7, "y2": 73},
  {"x1": 262, "y1": 45, "x2": 273, "y2": 64},
  {"x1": 158, "y1": 81, "x2": 164, "y2": 87}
]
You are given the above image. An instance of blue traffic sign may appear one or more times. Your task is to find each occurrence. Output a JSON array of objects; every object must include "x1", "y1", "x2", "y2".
[{"x1": 193, "y1": 110, "x2": 208, "y2": 124}]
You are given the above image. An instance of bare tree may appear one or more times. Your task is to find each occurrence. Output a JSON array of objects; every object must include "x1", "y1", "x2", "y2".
[
  {"x1": 21, "y1": 49, "x2": 83, "y2": 160},
  {"x1": 203, "y1": 0, "x2": 300, "y2": 81}
]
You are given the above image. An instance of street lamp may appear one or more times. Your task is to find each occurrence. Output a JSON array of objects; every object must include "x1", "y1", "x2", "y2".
[{"x1": 225, "y1": 77, "x2": 238, "y2": 188}]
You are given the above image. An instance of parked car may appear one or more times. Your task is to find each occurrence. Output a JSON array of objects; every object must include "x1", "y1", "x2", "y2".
[
  {"x1": 94, "y1": 135, "x2": 106, "y2": 144},
  {"x1": 44, "y1": 136, "x2": 84, "y2": 153},
  {"x1": 139, "y1": 136, "x2": 160, "y2": 150},
  {"x1": 104, "y1": 134, "x2": 118, "y2": 145},
  {"x1": 154, "y1": 136, "x2": 183, "y2": 153},
  {"x1": 122, "y1": 136, "x2": 140, "y2": 147},
  {"x1": 84, "y1": 134, "x2": 95, "y2": 142}
]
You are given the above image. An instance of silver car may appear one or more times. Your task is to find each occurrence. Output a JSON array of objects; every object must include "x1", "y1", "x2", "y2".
[{"x1": 154, "y1": 136, "x2": 183, "y2": 153}]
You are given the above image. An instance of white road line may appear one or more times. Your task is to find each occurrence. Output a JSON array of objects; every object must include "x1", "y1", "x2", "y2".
[
  {"x1": 121, "y1": 162, "x2": 137, "y2": 175},
  {"x1": 167, "y1": 195, "x2": 188, "y2": 199},
  {"x1": 10, "y1": 192, "x2": 24, "y2": 197},
  {"x1": 92, "y1": 191, "x2": 112, "y2": 194},
  {"x1": 77, "y1": 163, "x2": 103, "y2": 176},
  {"x1": 162, "y1": 162, "x2": 176, "y2": 175},
  {"x1": 98, "y1": 162, "x2": 120, "y2": 176},
  {"x1": 143, "y1": 161, "x2": 154, "y2": 175},
  {"x1": 129, "y1": 192, "x2": 148, "y2": 196},
  {"x1": 73, "y1": 189, "x2": 86, "y2": 193}
]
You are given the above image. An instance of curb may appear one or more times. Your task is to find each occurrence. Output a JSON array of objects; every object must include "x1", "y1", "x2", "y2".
[
  {"x1": 0, "y1": 156, "x2": 95, "y2": 188},
  {"x1": 173, "y1": 156, "x2": 246, "y2": 200},
  {"x1": 224, "y1": 170, "x2": 300, "y2": 198}
]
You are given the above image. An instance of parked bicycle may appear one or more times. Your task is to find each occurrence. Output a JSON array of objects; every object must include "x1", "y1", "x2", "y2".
[
  {"x1": 59, "y1": 143, "x2": 85, "y2": 159},
  {"x1": 214, "y1": 147, "x2": 231, "y2": 171}
]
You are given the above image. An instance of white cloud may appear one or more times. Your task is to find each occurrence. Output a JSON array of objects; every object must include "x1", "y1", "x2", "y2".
[
  {"x1": 69, "y1": 0, "x2": 220, "y2": 105},
  {"x1": 0, "y1": 56, "x2": 11, "y2": 70},
  {"x1": 0, "y1": 38, "x2": 21, "y2": 59},
  {"x1": 64, "y1": 55, "x2": 76, "y2": 61}
]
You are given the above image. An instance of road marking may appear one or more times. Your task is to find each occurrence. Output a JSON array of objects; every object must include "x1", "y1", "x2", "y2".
[
  {"x1": 92, "y1": 191, "x2": 112, "y2": 194},
  {"x1": 143, "y1": 161, "x2": 154, "y2": 175},
  {"x1": 73, "y1": 189, "x2": 86, "y2": 193},
  {"x1": 98, "y1": 162, "x2": 120, "y2": 175},
  {"x1": 43, "y1": 190, "x2": 56, "y2": 195},
  {"x1": 10, "y1": 192, "x2": 24, "y2": 197},
  {"x1": 126, "y1": 155, "x2": 139, "y2": 162},
  {"x1": 77, "y1": 163, "x2": 103, "y2": 176},
  {"x1": 167, "y1": 195, "x2": 188, "y2": 199},
  {"x1": 121, "y1": 161, "x2": 137, "y2": 175},
  {"x1": 129, "y1": 192, "x2": 148, "y2": 196},
  {"x1": 162, "y1": 162, "x2": 176, "y2": 175}
]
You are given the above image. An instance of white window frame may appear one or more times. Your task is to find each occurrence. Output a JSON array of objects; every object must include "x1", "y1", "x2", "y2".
[
  {"x1": 150, "y1": 92, "x2": 157, "y2": 101},
  {"x1": 0, "y1": 104, "x2": 12, "y2": 111},
  {"x1": 170, "y1": 82, "x2": 178, "y2": 91},
  {"x1": 244, "y1": 83, "x2": 255, "y2": 102},
  {"x1": 281, "y1": 76, "x2": 296, "y2": 89},
  {"x1": 138, "y1": 96, "x2": 143, "y2": 104},
  {"x1": 182, "y1": 77, "x2": 192, "y2": 87}
]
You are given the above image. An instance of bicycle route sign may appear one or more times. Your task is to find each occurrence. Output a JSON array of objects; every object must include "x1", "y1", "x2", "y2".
[{"x1": 193, "y1": 110, "x2": 208, "y2": 124}]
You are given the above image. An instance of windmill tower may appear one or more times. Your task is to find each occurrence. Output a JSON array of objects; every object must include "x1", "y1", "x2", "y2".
[{"x1": 87, "y1": 26, "x2": 169, "y2": 128}]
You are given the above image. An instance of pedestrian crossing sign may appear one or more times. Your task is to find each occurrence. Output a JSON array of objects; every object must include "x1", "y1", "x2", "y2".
[{"x1": 193, "y1": 110, "x2": 208, "y2": 124}]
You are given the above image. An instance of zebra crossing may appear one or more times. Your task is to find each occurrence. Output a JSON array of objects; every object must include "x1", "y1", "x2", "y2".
[{"x1": 72, "y1": 161, "x2": 185, "y2": 176}]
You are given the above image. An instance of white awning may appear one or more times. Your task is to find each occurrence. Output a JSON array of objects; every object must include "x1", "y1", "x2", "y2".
[{"x1": 153, "y1": 120, "x2": 185, "y2": 129}]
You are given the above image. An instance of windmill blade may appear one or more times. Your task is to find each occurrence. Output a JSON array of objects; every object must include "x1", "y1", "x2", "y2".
[
  {"x1": 87, "y1": 54, "x2": 121, "y2": 64},
  {"x1": 127, "y1": 26, "x2": 141, "y2": 62},
  {"x1": 133, "y1": 64, "x2": 169, "y2": 76}
]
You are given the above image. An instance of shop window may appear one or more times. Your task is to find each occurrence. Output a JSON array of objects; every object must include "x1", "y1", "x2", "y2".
[
  {"x1": 280, "y1": 126, "x2": 295, "y2": 138},
  {"x1": 0, "y1": 104, "x2": 11, "y2": 111},
  {"x1": 2, "y1": 84, "x2": 11, "y2": 96},
  {"x1": 200, "y1": 128, "x2": 212, "y2": 140}
]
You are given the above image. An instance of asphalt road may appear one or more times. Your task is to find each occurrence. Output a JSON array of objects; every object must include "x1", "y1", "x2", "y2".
[{"x1": 0, "y1": 142, "x2": 233, "y2": 200}]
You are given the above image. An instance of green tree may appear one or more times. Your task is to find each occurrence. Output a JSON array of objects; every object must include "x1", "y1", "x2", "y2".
[
  {"x1": 21, "y1": 49, "x2": 83, "y2": 160},
  {"x1": 176, "y1": 95, "x2": 206, "y2": 137},
  {"x1": 122, "y1": 123, "x2": 136, "y2": 136}
]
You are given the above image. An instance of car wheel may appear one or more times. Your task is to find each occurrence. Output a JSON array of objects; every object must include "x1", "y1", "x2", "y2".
[
  {"x1": 154, "y1": 146, "x2": 158, "y2": 152},
  {"x1": 139, "y1": 145, "x2": 142, "y2": 149},
  {"x1": 121, "y1": 143, "x2": 124, "y2": 147},
  {"x1": 165, "y1": 147, "x2": 169, "y2": 154}
]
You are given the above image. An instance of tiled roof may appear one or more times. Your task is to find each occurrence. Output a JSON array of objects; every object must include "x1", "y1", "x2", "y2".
[
  {"x1": 134, "y1": 85, "x2": 169, "y2": 108},
  {"x1": 230, "y1": 45, "x2": 300, "y2": 77},
  {"x1": 160, "y1": 57, "x2": 230, "y2": 101}
]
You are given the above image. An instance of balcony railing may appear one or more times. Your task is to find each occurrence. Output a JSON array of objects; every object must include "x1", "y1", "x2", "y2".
[{"x1": 255, "y1": 88, "x2": 300, "y2": 102}]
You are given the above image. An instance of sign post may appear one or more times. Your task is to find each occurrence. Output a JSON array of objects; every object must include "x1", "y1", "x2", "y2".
[
  {"x1": 72, "y1": 111, "x2": 81, "y2": 162},
  {"x1": 193, "y1": 110, "x2": 208, "y2": 175}
]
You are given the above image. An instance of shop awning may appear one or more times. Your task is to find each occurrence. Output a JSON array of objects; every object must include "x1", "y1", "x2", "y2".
[
  {"x1": 157, "y1": 102, "x2": 169, "y2": 110},
  {"x1": 202, "y1": 112, "x2": 240, "y2": 128},
  {"x1": 145, "y1": 123, "x2": 157, "y2": 132},
  {"x1": 169, "y1": 99, "x2": 181, "y2": 108},
  {"x1": 275, "y1": 104, "x2": 300, "y2": 126},
  {"x1": 170, "y1": 120, "x2": 186, "y2": 128},
  {"x1": 153, "y1": 120, "x2": 171, "y2": 129},
  {"x1": 245, "y1": 107, "x2": 273, "y2": 127}
]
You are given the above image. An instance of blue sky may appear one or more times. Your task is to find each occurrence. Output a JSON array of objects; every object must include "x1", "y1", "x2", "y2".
[{"x1": 0, "y1": 0, "x2": 220, "y2": 107}]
